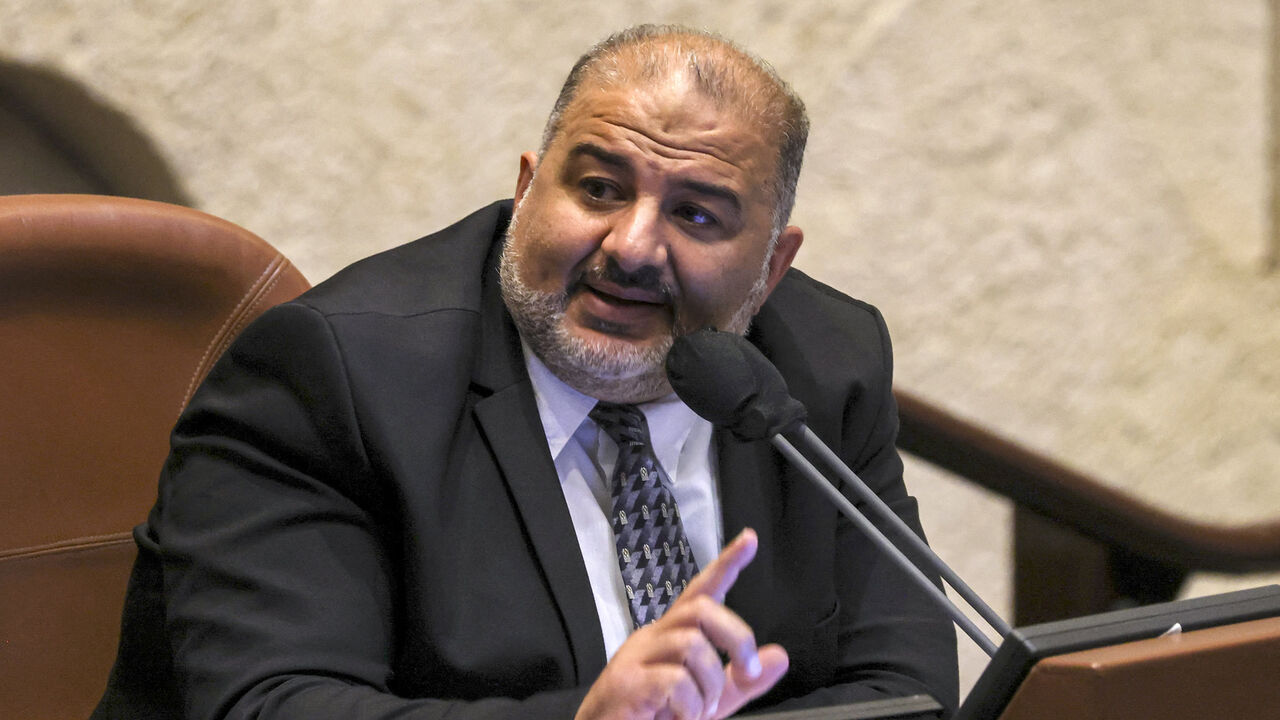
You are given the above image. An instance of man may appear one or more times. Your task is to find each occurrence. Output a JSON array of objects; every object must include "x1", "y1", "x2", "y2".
[{"x1": 95, "y1": 25, "x2": 957, "y2": 720}]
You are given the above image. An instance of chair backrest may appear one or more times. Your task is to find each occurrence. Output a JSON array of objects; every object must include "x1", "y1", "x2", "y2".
[{"x1": 0, "y1": 194, "x2": 310, "y2": 719}]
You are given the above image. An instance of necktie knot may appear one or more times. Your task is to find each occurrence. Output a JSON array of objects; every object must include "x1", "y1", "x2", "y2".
[{"x1": 589, "y1": 402, "x2": 650, "y2": 447}]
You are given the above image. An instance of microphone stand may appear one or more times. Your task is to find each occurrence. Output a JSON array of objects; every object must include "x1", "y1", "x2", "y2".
[
  {"x1": 663, "y1": 327, "x2": 1011, "y2": 657},
  {"x1": 772, "y1": 428, "x2": 1010, "y2": 657}
]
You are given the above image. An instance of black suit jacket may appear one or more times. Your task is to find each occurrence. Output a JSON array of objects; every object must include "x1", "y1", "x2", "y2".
[{"x1": 95, "y1": 201, "x2": 957, "y2": 720}]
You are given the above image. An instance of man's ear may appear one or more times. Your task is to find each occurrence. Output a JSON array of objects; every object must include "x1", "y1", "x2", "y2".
[
  {"x1": 515, "y1": 151, "x2": 539, "y2": 203},
  {"x1": 761, "y1": 225, "x2": 804, "y2": 299}
]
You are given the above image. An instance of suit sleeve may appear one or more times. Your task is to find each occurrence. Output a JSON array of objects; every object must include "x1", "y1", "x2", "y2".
[
  {"x1": 765, "y1": 302, "x2": 960, "y2": 716},
  {"x1": 153, "y1": 302, "x2": 586, "y2": 720}
]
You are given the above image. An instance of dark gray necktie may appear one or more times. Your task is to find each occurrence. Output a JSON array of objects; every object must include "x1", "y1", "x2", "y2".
[{"x1": 590, "y1": 402, "x2": 700, "y2": 627}]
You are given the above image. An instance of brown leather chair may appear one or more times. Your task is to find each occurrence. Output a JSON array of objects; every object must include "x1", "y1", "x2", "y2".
[{"x1": 0, "y1": 194, "x2": 310, "y2": 720}]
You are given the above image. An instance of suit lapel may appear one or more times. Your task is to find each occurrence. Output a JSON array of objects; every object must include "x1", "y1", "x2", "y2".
[
  {"x1": 470, "y1": 241, "x2": 608, "y2": 682},
  {"x1": 718, "y1": 430, "x2": 785, "y2": 639}
]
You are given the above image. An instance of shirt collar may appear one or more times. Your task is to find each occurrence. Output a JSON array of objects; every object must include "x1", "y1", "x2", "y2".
[
  {"x1": 523, "y1": 344, "x2": 597, "y2": 460},
  {"x1": 522, "y1": 343, "x2": 704, "y2": 480}
]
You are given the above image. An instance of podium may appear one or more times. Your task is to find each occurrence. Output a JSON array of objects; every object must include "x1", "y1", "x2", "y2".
[
  {"x1": 956, "y1": 584, "x2": 1280, "y2": 719},
  {"x1": 997, "y1": 615, "x2": 1280, "y2": 719}
]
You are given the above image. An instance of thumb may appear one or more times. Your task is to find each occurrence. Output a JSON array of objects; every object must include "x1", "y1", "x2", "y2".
[{"x1": 714, "y1": 643, "x2": 789, "y2": 719}]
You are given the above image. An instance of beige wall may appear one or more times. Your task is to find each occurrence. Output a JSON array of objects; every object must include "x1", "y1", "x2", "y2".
[{"x1": 5, "y1": 0, "x2": 1278, "y2": 696}]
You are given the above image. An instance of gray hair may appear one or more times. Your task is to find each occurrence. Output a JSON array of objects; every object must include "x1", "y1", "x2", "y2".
[{"x1": 538, "y1": 24, "x2": 809, "y2": 239}]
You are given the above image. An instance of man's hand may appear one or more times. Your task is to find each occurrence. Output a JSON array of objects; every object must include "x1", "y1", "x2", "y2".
[{"x1": 575, "y1": 529, "x2": 789, "y2": 720}]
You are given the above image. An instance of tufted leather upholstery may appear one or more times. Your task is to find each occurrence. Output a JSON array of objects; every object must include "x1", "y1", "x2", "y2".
[{"x1": 0, "y1": 194, "x2": 310, "y2": 719}]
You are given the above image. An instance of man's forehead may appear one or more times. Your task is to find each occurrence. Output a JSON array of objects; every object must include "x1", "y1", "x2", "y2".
[{"x1": 550, "y1": 76, "x2": 779, "y2": 182}]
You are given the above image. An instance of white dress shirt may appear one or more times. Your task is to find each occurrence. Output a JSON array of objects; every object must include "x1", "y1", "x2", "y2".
[{"x1": 523, "y1": 346, "x2": 723, "y2": 660}]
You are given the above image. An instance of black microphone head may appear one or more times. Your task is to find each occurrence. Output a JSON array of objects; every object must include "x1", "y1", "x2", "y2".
[{"x1": 665, "y1": 328, "x2": 807, "y2": 441}]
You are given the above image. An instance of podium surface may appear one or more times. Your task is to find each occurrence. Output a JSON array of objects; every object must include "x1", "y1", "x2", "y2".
[
  {"x1": 957, "y1": 585, "x2": 1280, "y2": 719},
  {"x1": 997, "y1": 615, "x2": 1280, "y2": 719}
]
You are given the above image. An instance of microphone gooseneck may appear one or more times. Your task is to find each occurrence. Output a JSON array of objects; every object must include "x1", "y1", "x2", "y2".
[{"x1": 665, "y1": 329, "x2": 1011, "y2": 656}]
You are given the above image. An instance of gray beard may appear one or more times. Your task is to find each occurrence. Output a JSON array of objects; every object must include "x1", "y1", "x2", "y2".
[{"x1": 498, "y1": 209, "x2": 770, "y2": 404}]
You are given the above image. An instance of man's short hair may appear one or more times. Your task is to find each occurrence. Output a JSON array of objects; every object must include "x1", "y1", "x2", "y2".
[{"x1": 539, "y1": 25, "x2": 809, "y2": 239}]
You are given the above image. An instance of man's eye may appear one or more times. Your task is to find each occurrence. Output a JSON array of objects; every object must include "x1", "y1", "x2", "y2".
[
  {"x1": 673, "y1": 204, "x2": 718, "y2": 228},
  {"x1": 580, "y1": 178, "x2": 619, "y2": 201}
]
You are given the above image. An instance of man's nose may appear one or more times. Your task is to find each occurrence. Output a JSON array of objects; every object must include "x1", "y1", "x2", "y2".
[{"x1": 601, "y1": 200, "x2": 668, "y2": 273}]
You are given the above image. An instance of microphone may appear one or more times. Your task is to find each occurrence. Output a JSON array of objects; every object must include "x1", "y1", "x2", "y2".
[
  {"x1": 663, "y1": 327, "x2": 807, "y2": 440},
  {"x1": 666, "y1": 329, "x2": 1010, "y2": 657}
]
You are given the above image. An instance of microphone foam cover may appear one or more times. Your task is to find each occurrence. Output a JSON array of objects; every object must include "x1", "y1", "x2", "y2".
[{"x1": 665, "y1": 329, "x2": 807, "y2": 441}]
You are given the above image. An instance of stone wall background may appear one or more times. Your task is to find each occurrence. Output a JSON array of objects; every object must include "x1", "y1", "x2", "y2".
[{"x1": 4, "y1": 0, "x2": 1278, "y2": 696}]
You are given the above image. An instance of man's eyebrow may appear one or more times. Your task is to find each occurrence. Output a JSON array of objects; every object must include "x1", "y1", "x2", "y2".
[
  {"x1": 677, "y1": 179, "x2": 741, "y2": 215},
  {"x1": 567, "y1": 142, "x2": 743, "y2": 214},
  {"x1": 568, "y1": 143, "x2": 631, "y2": 170}
]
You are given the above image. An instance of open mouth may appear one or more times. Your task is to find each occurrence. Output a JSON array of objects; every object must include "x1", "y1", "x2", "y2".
[
  {"x1": 584, "y1": 284, "x2": 666, "y2": 308},
  {"x1": 572, "y1": 281, "x2": 675, "y2": 336}
]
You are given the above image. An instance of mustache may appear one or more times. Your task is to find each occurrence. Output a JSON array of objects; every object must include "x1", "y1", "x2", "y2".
[{"x1": 577, "y1": 257, "x2": 675, "y2": 303}]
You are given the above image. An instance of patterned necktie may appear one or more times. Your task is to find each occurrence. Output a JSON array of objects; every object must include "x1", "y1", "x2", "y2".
[{"x1": 590, "y1": 402, "x2": 700, "y2": 627}]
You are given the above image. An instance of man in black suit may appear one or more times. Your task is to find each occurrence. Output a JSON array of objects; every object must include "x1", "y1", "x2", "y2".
[{"x1": 95, "y1": 24, "x2": 957, "y2": 720}]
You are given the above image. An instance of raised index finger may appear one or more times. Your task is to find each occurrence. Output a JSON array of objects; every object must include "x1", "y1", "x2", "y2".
[{"x1": 682, "y1": 528, "x2": 758, "y2": 603}]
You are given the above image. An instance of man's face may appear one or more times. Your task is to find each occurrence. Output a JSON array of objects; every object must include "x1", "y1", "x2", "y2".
[{"x1": 501, "y1": 75, "x2": 802, "y2": 402}]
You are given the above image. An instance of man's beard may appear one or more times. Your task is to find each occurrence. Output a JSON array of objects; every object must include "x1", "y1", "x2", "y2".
[{"x1": 499, "y1": 205, "x2": 772, "y2": 404}]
